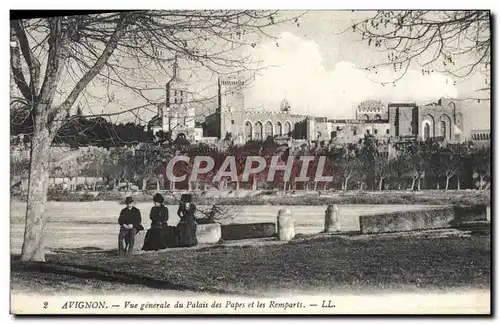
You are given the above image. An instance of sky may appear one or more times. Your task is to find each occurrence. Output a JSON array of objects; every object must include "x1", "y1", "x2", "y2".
[
  {"x1": 243, "y1": 11, "x2": 490, "y2": 125},
  {"x1": 56, "y1": 11, "x2": 491, "y2": 130}
]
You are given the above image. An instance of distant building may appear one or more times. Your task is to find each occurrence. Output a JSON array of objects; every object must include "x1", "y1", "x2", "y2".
[
  {"x1": 470, "y1": 129, "x2": 491, "y2": 147},
  {"x1": 388, "y1": 98, "x2": 465, "y2": 143},
  {"x1": 147, "y1": 56, "x2": 199, "y2": 142},
  {"x1": 204, "y1": 75, "x2": 308, "y2": 144},
  {"x1": 356, "y1": 100, "x2": 388, "y2": 121},
  {"x1": 148, "y1": 66, "x2": 484, "y2": 148}
]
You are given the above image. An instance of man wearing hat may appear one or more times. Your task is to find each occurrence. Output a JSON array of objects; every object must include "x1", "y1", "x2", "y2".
[{"x1": 118, "y1": 196, "x2": 142, "y2": 256}]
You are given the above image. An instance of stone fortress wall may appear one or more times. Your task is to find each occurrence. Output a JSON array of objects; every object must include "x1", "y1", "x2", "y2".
[{"x1": 149, "y1": 66, "x2": 485, "y2": 147}]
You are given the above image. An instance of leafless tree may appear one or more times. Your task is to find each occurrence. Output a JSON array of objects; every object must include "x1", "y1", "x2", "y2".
[
  {"x1": 352, "y1": 11, "x2": 490, "y2": 95},
  {"x1": 10, "y1": 10, "x2": 299, "y2": 261}
]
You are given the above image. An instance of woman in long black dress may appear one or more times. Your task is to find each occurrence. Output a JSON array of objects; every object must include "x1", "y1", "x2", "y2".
[
  {"x1": 142, "y1": 193, "x2": 169, "y2": 251},
  {"x1": 177, "y1": 194, "x2": 198, "y2": 247}
]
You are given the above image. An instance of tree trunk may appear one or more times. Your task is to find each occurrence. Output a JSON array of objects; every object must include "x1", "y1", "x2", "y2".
[
  {"x1": 313, "y1": 181, "x2": 318, "y2": 191},
  {"x1": 457, "y1": 176, "x2": 460, "y2": 190},
  {"x1": 156, "y1": 179, "x2": 160, "y2": 191},
  {"x1": 236, "y1": 181, "x2": 240, "y2": 191},
  {"x1": 480, "y1": 176, "x2": 484, "y2": 190},
  {"x1": 21, "y1": 121, "x2": 52, "y2": 262},
  {"x1": 445, "y1": 176, "x2": 450, "y2": 191},
  {"x1": 283, "y1": 181, "x2": 287, "y2": 191},
  {"x1": 411, "y1": 177, "x2": 417, "y2": 191},
  {"x1": 379, "y1": 178, "x2": 384, "y2": 191},
  {"x1": 252, "y1": 178, "x2": 257, "y2": 191},
  {"x1": 188, "y1": 181, "x2": 192, "y2": 191},
  {"x1": 436, "y1": 181, "x2": 440, "y2": 190},
  {"x1": 93, "y1": 178, "x2": 97, "y2": 191},
  {"x1": 417, "y1": 177, "x2": 421, "y2": 191},
  {"x1": 142, "y1": 178, "x2": 147, "y2": 191},
  {"x1": 344, "y1": 176, "x2": 350, "y2": 191},
  {"x1": 398, "y1": 182, "x2": 401, "y2": 190}
]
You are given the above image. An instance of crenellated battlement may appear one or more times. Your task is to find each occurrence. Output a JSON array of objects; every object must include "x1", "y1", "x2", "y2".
[
  {"x1": 357, "y1": 107, "x2": 386, "y2": 113},
  {"x1": 219, "y1": 80, "x2": 245, "y2": 86},
  {"x1": 242, "y1": 110, "x2": 310, "y2": 118}
]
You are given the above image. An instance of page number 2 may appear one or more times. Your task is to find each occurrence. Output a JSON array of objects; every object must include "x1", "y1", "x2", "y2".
[{"x1": 43, "y1": 301, "x2": 48, "y2": 309}]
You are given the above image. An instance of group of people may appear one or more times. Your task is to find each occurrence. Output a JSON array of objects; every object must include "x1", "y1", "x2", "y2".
[{"x1": 117, "y1": 193, "x2": 198, "y2": 256}]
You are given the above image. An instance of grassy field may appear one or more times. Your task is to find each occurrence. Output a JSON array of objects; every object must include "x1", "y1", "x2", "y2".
[
  {"x1": 11, "y1": 231, "x2": 490, "y2": 296},
  {"x1": 10, "y1": 201, "x2": 437, "y2": 254},
  {"x1": 10, "y1": 192, "x2": 490, "y2": 298}
]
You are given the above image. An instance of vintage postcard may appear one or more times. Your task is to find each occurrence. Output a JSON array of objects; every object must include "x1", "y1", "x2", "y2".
[{"x1": 9, "y1": 9, "x2": 491, "y2": 315}]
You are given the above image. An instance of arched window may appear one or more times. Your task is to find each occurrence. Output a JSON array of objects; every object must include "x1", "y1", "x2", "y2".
[
  {"x1": 439, "y1": 114, "x2": 452, "y2": 139},
  {"x1": 284, "y1": 121, "x2": 292, "y2": 136},
  {"x1": 424, "y1": 123, "x2": 431, "y2": 140},
  {"x1": 440, "y1": 120, "x2": 446, "y2": 138},
  {"x1": 254, "y1": 121, "x2": 263, "y2": 140},
  {"x1": 276, "y1": 122, "x2": 283, "y2": 136},
  {"x1": 449, "y1": 102, "x2": 456, "y2": 113},
  {"x1": 244, "y1": 121, "x2": 253, "y2": 140},
  {"x1": 264, "y1": 121, "x2": 274, "y2": 138}
]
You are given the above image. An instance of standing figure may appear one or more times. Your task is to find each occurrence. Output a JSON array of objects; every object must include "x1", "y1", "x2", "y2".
[
  {"x1": 118, "y1": 196, "x2": 142, "y2": 256},
  {"x1": 176, "y1": 194, "x2": 198, "y2": 247},
  {"x1": 142, "y1": 193, "x2": 170, "y2": 251}
]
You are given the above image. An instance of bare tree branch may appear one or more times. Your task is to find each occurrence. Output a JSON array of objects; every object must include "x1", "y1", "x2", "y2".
[{"x1": 351, "y1": 10, "x2": 491, "y2": 92}]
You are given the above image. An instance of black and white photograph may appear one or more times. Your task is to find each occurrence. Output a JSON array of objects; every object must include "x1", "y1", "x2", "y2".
[{"x1": 8, "y1": 6, "x2": 491, "y2": 315}]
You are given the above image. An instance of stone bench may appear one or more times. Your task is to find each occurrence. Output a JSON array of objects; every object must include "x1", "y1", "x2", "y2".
[
  {"x1": 196, "y1": 223, "x2": 222, "y2": 244},
  {"x1": 359, "y1": 205, "x2": 489, "y2": 235},
  {"x1": 221, "y1": 223, "x2": 277, "y2": 240}
]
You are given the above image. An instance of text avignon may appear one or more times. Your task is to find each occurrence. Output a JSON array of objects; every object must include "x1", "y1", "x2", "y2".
[
  {"x1": 165, "y1": 155, "x2": 334, "y2": 183},
  {"x1": 61, "y1": 301, "x2": 107, "y2": 309}
]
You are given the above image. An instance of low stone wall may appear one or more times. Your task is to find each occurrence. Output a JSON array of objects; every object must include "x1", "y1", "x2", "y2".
[
  {"x1": 452, "y1": 205, "x2": 489, "y2": 225},
  {"x1": 359, "y1": 205, "x2": 489, "y2": 235},
  {"x1": 196, "y1": 223, "x2": 222, "y2": 244},
  {"x1": 221, "y1": 223, "x2": 276, "y2": 240}
]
